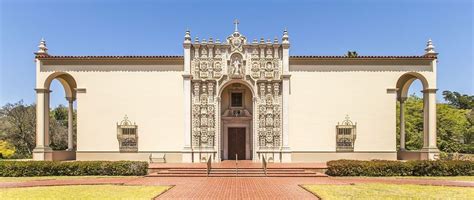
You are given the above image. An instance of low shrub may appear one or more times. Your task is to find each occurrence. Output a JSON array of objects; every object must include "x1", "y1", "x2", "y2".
[
  {"x1": 0, "y1": 161, "x2": 148, "y2": 177},
  {"x1": 326, "y1": 159, "x2": 474, "y2": 176}
]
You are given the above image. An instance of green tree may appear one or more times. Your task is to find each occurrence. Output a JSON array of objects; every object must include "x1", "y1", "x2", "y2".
[
  {"x1": 0, "y1": 140, "x2": 15, "y2": 158},
  {"x1": 398, "y1": 94, "x2": 473, "y2": 153},
  {"x1": 0, "y1": 101, "x2": 36, "y2": 157},
  {"x1": 442, "y1": 90, "x2": 474, "y2": 109},
  {"x1": 436, "y1": 104, "x2": 469, "y2": 152},
  {"x1": 396, "y1": 95, "x2": 424, "y2": 150},
  {"x1": 49, "y1": 105, "x2": 69, "y2": 150}
]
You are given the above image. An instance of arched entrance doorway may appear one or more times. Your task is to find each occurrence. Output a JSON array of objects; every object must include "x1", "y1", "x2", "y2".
[{"x1": 219, "y1": 81, "x2": 254, "y2": 160}]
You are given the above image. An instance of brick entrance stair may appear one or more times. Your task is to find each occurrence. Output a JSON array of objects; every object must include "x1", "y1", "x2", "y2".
[{"x1": 146, "y1": 161, "x2": 328, "y2": 177}]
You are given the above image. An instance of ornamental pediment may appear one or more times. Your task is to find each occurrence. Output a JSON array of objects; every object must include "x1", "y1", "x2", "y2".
[{"x1": 190, "y1": 24, "x2": 283, "y2": 82}]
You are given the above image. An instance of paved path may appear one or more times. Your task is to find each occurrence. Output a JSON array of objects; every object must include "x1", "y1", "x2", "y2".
[{"x1": 1, "y1": 176, "x2": 472, "y2": 199}]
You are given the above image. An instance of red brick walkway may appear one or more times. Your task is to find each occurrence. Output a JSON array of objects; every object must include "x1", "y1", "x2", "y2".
[{"x1": 1, "y1": 176, "x2": 472, "y2": 199}]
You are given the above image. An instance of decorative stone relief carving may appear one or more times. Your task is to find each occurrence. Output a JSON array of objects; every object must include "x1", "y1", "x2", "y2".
[
  {"x1": 257, "y1": 82, "x2": 282, "y2": 148},
  {"x1": 190, "y1": 27, "x2": 283, "y2": 150},
  {"x1": 192, "y1": 81, "x2": 216, "y2": 147}
]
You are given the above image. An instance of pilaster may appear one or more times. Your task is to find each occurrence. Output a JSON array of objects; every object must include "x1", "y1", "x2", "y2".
[{"x1": 182, "y1": 30, "x2": 193, "y2": 162}]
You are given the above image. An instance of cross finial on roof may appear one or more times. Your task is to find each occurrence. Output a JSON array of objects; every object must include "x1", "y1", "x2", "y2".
[{"x1": 234, "y1": 19, "x2": 239, "y2": 32}]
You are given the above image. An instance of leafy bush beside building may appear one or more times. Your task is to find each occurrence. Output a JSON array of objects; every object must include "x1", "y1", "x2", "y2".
[
  {"x1": 0, "y1": 161, "x2": 148, "y2": 176},
  {"x1": 326, "y1": 160, "x2": 474, "y2": 176}
]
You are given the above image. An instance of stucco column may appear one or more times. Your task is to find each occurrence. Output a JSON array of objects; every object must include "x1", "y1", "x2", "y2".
[
  {"x1": 421, "y1": 89, "x2": 439, "y2": 160},
  {"x1": 66, "y1": 97, "x2": 75, "y2": 151},
  {"x1": 182, "y1": 30, "x2": 193, "y2": 163},
  {"x1": 33, "y1": 88, "x2": 52, "y2": 160},
  {"x1": 399, "y1": 98, "x2": 406, "y2": 151}
]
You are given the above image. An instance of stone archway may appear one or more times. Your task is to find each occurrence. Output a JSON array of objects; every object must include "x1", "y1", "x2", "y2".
[
  {"x1": 218, "y1": 81, "x2": 255, "y2": 160},
  {"x1": 396, "y1": 72, "x2": 439, "y2": 160},
  {"x1": 33, "y1": 72, "x2": 77, "y2": 161}
]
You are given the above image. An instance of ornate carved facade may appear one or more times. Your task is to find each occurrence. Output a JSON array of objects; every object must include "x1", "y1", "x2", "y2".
[{"x1": 190, "y1": 25, "x2": 284, "y2": 152}]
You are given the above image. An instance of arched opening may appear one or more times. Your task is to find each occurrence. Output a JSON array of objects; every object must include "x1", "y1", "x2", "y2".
[
  {"x1": 34, "y1": 72, "x2": 77, "y2": 160},
  {"x1": 396, "y1": 72, "x2": 438, "y2": 160},
  {"x1": 219, "y1": 81, "x2": 254, "y2": 160},
  {"x1": 48, "y1": 79, "x2": 77, "y2": 150}
]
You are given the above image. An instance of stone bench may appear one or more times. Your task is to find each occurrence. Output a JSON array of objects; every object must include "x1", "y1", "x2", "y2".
[{"x1": 149, "y1": 153, "x2": 166, "y2": 163}]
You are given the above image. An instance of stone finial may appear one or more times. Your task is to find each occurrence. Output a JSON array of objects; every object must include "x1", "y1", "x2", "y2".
[
  {"x1": 194, "y1": 36, "x2": 200, "y2": 44},
  {"x1": 35, "y1": 38, "x2": 49, "y2": 55},
  {"x1": 274, "y1": 37, "x2": 279, "y2": 44},
  {"x1": 282, "y1": 28, "x2": 289, "y2": 44},
  {"x1": 252, "y1": 39, "x2": 258, "y2": 44},
  {"x1": 424, "y1": 38, "x2": 438, "y2": 56},
  {"x1": 209, "y1": 37, "x2": 214, "y2": 44},
  {"x1": 184, "y1": 29, "x2": 192, "y2": 44},
  {"x1": 216, "y1": 38, "x2": 221, "y2": 44}
]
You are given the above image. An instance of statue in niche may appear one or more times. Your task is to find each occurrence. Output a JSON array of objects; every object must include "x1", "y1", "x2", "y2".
[
  {"x1": 232, "y1": 58, "x2": 242, "y2": 75},
  {"x1": 229, "y1": 54, "x2": 244, "y2": 76}
]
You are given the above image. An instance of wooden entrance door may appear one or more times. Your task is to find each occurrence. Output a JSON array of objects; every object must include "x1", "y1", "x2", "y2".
[{"x1": 228, "y1": 127, "x2": 246, "y2": 160}]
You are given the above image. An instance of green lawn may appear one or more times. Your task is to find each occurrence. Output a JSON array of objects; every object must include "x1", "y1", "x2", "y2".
[
  {"x1": 302, "y1": 183, "x2": 473, "y2": 200},
  {"x1": 0, "y1": 185, "x2": 171, "y2": 200},
  {"x1": 335, "y1": 176, "x2": 474, "y2": 182},
  {"x1": 0, "y1": 176, "x2": 138, "y2": 183}
]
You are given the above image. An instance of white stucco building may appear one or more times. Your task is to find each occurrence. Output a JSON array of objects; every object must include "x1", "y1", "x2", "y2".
[{"x1": 33, "y1": 22, "x2": 440, "y2": 163}]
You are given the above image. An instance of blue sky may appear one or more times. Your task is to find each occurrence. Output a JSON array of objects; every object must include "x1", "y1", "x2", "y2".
[{"x1": 0, "y1": 0, "x2": 472, "y2": 107}]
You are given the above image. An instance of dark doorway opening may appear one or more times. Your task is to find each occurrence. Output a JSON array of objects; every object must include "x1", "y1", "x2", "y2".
[{"x1": 228, "y1": 127, "x2": 246, "y2": 160}]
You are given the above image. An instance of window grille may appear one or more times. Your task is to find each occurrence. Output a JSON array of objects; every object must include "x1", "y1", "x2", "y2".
[
  {"x1": 336, "y1": 115, "x2": 356, "y2": 152},
  {"x1": 117, "y1": 115, "x2": 138, "y2": 152}
]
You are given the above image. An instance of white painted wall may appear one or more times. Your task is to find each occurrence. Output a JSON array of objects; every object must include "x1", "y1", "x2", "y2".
[
  {"x1": 37, "y1": 66, "x2": 184, "y2": 153},
  {"x1": 288, "y1": 65, "x2": 435, "y2": 152}
]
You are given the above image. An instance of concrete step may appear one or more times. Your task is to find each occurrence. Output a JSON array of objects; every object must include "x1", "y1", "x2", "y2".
[
  {"x1": 146, "y1": 173, "x2": 327, "y2": 177},
  {"x1": 146, "y1": 170, "x2": 328, "y2": 177}
]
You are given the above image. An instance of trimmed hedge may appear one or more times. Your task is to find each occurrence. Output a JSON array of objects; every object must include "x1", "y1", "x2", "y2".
[
  {"x1": 0, "y1": 161, "x2": 148, "y2": 177},
  {"x1": 326, "y1": 160, "x2": 474, "y2": 176}
]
